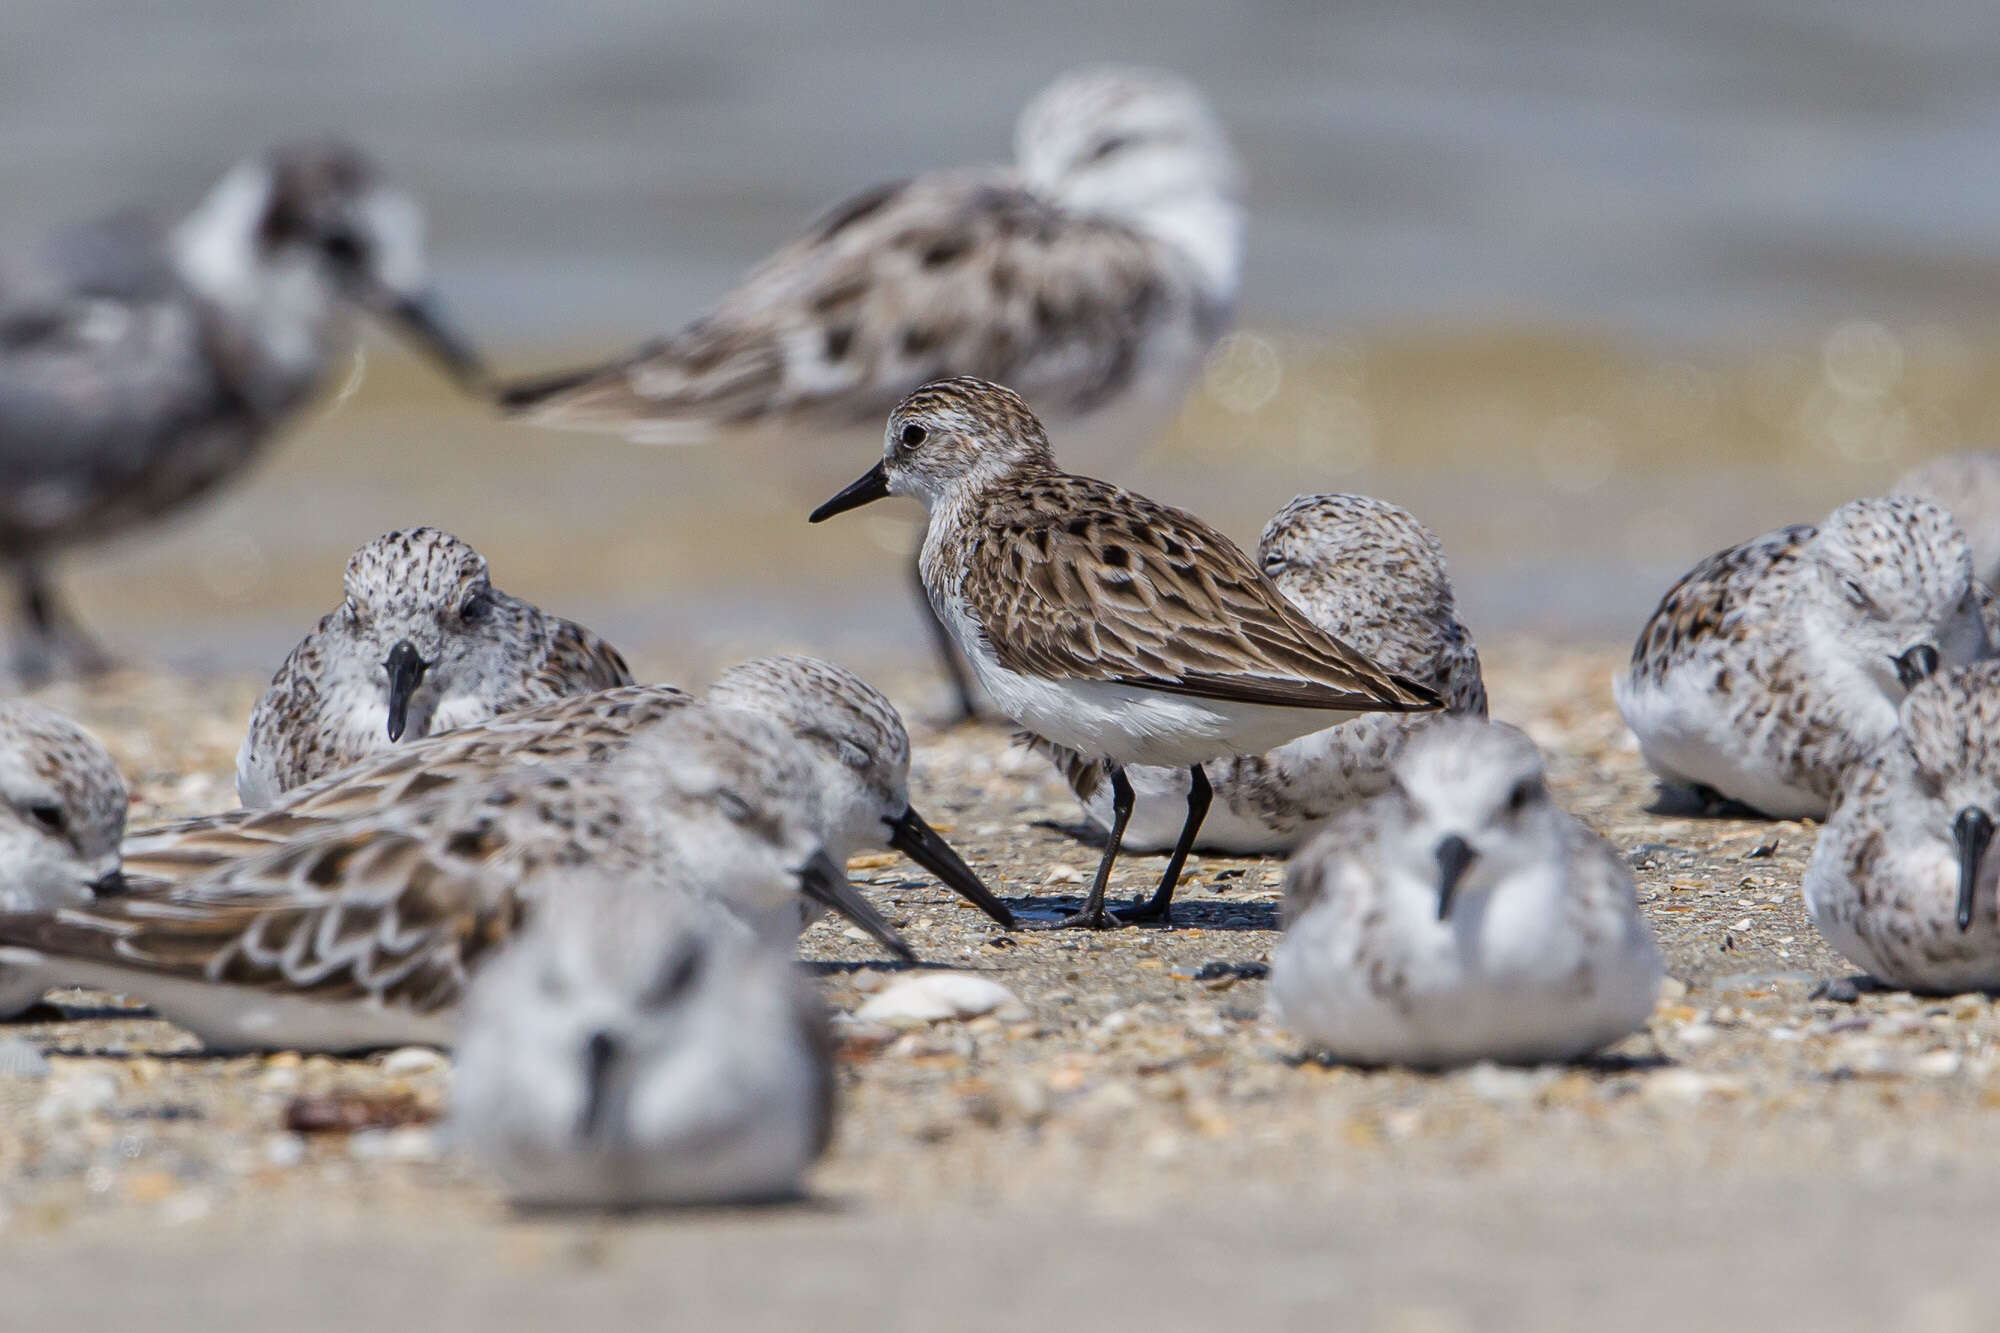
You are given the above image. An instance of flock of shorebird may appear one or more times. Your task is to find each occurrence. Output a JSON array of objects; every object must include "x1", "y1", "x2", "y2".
[{"x1": 0, "y1": 65, "x2": 1995, "y2": 1209}]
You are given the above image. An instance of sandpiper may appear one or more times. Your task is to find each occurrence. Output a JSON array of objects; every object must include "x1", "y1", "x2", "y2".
[
  {"x1": 499, "y1": 66, "x2": 1244, "y2": 721},
  {"x1": 0, "y1": 142, "x2": 484, "y2": 680},
  {"x1": 0, "y1": 701, "x2": 128, "y2": 915},
  {"x1": 453, "y1": 878, "x2": 833, "y2": 1209},
  {"x1": 1805, "y1": 660, "x2": 2000, "y2": 993},
  {"x1": 237, "y1": 527, "x2": 632, "y2": 806},
  {"x1": 705, "y1": 655, "x2": 1013, "y2": 927},
  {"x1": 0, "y1": 705, "x2": 905, "y2": 1052},
  {"x1": 1616, "y1": 496, "x2": 1993, "y2": 818},
  {"x1": 1270, "y1": 719, "x2": 1664, "y2": 1067},
  {"x1": 1032, "y1": 492, "x2": 1485, "y2": 853},
  {"x1": 809, "y1": 377, "x2": 1438, "y2": 927}
]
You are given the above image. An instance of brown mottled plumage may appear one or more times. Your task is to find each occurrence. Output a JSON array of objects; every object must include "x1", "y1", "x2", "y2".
[
  {"x1": 6, "y1": 706, "x2": 896, "y2": 1052},
  {"x1": 1034, "y1": 492, "x2": 1486, "y2": 854},
  {"x1": 810, "y1": 376, "x2": 1437, "y2": 928},
  {"x1": 501, "y1": 68, "x2": 1241, "y2": 445}
]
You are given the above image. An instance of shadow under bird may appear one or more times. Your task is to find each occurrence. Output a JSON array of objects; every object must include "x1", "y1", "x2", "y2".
[
  {"x1": 0, "y1": 141, "x2": 485, "y2": 680},
  {"x1": 810, "y1": 377, "x2": 1439, "y2": 929},
  {"x1": 496, "y1": 66, "x2": 1244, "y2": 723}
]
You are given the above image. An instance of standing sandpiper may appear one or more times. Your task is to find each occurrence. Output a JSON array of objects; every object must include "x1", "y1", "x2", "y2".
[
  {"x1": 0, "y1": 142, "x2": 484, "y2": 680},
  {"x1": 499, "y1": 66, "x2": 1244, "y2": 722},
  {"x1": 809, "y1": 377, "x2": 1438, "y2": 927}
]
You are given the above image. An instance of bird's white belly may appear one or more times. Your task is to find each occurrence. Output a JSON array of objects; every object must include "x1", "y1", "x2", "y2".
[{"x1": 933, "y1": 587, "x2": 1355, "y2": 767}]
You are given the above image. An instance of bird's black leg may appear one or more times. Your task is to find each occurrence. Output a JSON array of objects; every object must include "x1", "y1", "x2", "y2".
[
  {"x1": 1035, "y1": 765, "x2": 1133, "y2": 930},
  {"x1": 912, "y1": 559, "x2": 981, "y2": 725},
  {"x1": 1121, "y1": 763, "x2": 1212, "y2": 925},
  {"x1": 16, "y1": 562, "x2": 112, "y2": 682}
]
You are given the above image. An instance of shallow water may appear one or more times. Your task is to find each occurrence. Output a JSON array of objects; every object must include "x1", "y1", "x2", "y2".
[{"x1": 4, "y1": 2, "x2": 2000, "y2": 670}]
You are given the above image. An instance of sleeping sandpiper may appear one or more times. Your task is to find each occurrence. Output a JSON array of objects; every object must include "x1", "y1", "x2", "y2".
[
  {"x1": 1617, "y1": 496, "x2": 1992, "y2": 819},
  {"x1": 237, "y1": 526, "x2": 631, "y2": 806}
]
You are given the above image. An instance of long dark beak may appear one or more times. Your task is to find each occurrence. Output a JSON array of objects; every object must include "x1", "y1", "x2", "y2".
[
  {"x1": 1435, "y1": 834, "x2": 1477, "y2": 921},
  {"x1": 88, "y1": 869, "x2": 128, "y2": 897},
  {"x1": 383, "y1": 640, "x2": 430, "y2": 743},
  {"x1": 384, "y1": 289, "x2": 486, "y2": 390},
  {"x1": 798, "y1": 849, "x2": 915, "y2": 962},
  {"x1": 577, "y1": 1030, "x2": 618, "y2": 1140},
  {"x1": 1894, "y1": 643, "x2": 1942, "y2": 691},
  {"x1": 1953, "y1": 807, "x2": 1994, "y2": 932},
  {"x1": 809, "y1": 462, "x2": 890, "y2": 523},
  {"x1": 884, "y1": 805, "x2": 1014, "y2": 929}
]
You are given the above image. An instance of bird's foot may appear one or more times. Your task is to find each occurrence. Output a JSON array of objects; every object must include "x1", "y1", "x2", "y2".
[{"x1": 1022, "y1": 903, "x2": 1123, "y2": 930}]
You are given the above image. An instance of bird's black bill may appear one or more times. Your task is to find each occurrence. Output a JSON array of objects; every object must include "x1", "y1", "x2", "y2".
[
  {"x1": 1953, "y1": 807, "x2": 1994, "y2": 933},
  {"x1": 885, "y1": 805, "x2": 1014, "y2": 929},
  {"x1": 798, "y1": 850, "x2": 915, "y2": 962},
  {"x1": 577, "y1": 1030, "x2": 619, "y2": 1140},
  {"x1": 383, "y1": 640, "x2": 429, "y2": 743},
  {"x1": 88, "y1": 869, "x2": 128, "y2": 897},
  {"x1": 809, "y1": 462, "x2": 890, "y2": 523},
  {"x1": 1894, "y1": 644, "x2": 1942, "y2": 691},
  {"x1": 1435, "y1": 834, "x2": 1477, "y2": 921},
  {"x1": 386, "y1": 290, "x2": 486, "y2": 389}
]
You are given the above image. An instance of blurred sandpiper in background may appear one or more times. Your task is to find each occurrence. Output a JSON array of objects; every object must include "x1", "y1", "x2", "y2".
[{"x1": 5, "y1": 0, "x2": 1999, "y2": 679}]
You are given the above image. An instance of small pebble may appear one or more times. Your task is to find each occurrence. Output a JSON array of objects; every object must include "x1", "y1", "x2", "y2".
[
  {"x1": 855, "y1": 974, "x2": 1028, "y2": 1026},
  {"x1": 378, "y1": 1047, "x2": 447, "y2": 1077}
]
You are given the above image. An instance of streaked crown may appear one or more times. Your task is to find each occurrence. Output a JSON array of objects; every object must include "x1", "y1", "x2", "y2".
[
  {"x1": 882, "y1": 377, "x2": 1058, "y2": 501},
  {"x1": 342, "y1": 527, "x2": 492, "y2": 624}
]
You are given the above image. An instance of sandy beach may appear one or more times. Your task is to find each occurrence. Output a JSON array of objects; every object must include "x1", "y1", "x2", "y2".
[{"x1": 0, "y1": 640, "x2": 1993, "y2": 1331}]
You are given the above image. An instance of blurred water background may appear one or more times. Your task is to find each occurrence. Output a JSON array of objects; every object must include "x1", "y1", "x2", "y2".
[{"x1": 5, "y1": 0, "x2": 2000, "y2": 682}]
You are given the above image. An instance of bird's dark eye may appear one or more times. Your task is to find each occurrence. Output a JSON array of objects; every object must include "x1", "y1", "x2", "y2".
[
  {"x1": 1505, "y1": 779, "x2": 1540, "y2": 814},
  {"x1": 26, "y1": 803, "x2": 66, "y2": 836},
  {"x1": 899, "y1": 423, "x2": 928, "y2": 450},
  {"x1": 1261, "y1": 552, "x2": 1286, "y2": 575},
  {"x1": 322, "y1": 230, "x2": 367, "y2": 266},
  {"x1": 1843, "y1": 579, "x2": 1873, "y2": 610},
  {"x1": 459, "y1": 592, "x2": 491, "y2": 624},
  {"x1": 1086, "y1": 134, "x2": 1134, "y2": 163},
  {"x1": 641, "y1": 947, "x2": 703, "y2": 1010}
]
